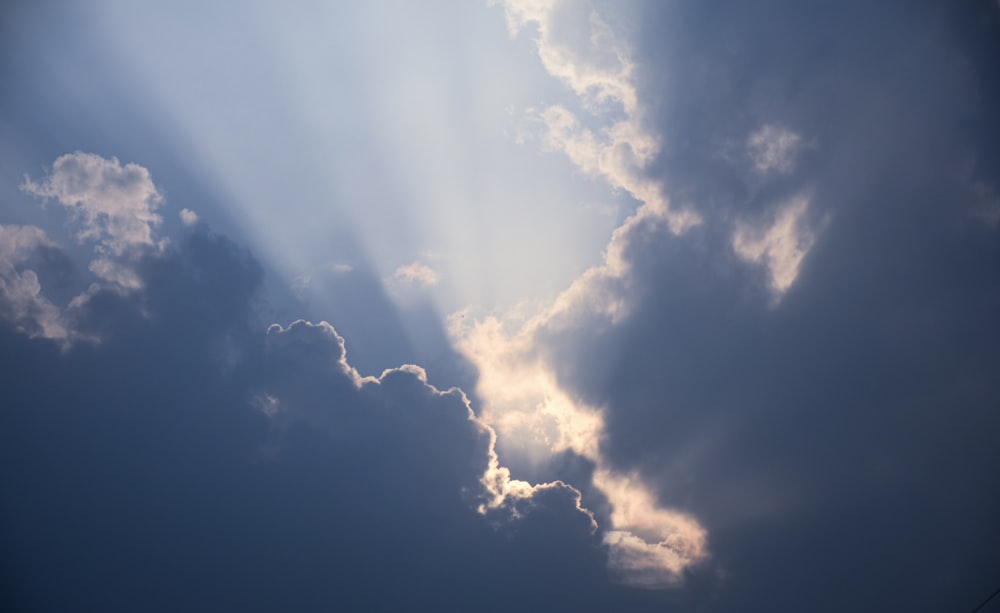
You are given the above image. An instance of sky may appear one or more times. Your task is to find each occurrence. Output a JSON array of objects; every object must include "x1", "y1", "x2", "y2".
[{"x1": 1, "y1": 0, "x2": 999, "y2": 611}]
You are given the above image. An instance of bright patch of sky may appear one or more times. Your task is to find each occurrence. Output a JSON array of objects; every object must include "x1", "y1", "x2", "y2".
[{"x1": 73, "y1": 0, "x2": 634, "y2": 320}]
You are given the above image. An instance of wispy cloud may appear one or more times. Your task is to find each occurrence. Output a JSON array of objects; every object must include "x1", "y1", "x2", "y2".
[
  {"x1": 732, "y1": 194, "x2": 816, "y2": 296},
  {"x1": 0, "y1": 224, "x2": 68, "y2": 340},
  {"x1": 746, "y1": 124, "x2": 802, "y2": 175},
  {"x1": 502, "y1": 0, "x2": 700, "y2": 241},
  {"x1": 392, "y1": 261, "x2": 440, "y2": 286},
  {"x1": 179, "y1": 208, "x2": 199, "y2": 226}
]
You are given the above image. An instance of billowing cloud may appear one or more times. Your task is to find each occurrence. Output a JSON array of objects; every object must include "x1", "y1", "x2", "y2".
[{"x1": 6, "y1": 153, "x2": 177, "y2": 342}]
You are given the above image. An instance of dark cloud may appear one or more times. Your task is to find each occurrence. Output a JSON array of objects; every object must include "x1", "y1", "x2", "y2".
[
  {"x1": 527, "y1": 1, "x2": 1000, "y2": 610},
  {"x1": 0, "y1": 225, "x2": 689, "y2": 611}
]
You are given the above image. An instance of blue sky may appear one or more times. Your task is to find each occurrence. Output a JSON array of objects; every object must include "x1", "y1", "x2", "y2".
[{"x1": 2, "y1": 1, "x2": 999, "y2": 611}]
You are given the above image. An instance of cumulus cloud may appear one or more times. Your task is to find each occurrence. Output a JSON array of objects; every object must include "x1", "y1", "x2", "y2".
[
  {"x1": 21, "y1": 151, "x2": 163, "y2": 255},
  {"x1": 2, "y1": 153, "x2": 186, "y2": 343},
  {"x1": 392, "y1": 261, "x2": 439, "y2": 286},
  {"x1": 746, "y1": 124, "x2": 802, "y2": 175}
]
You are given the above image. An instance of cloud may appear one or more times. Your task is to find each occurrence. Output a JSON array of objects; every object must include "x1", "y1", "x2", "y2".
[
  {"x1": 392, "y1": 261, "x2": 439, "y2": 286},
  {"x1": 0, "y1": 225, "x2": 68, "y2": 340},
  {"x1": 746, "y1": 124, "x2": 802, "y2": 174},
  {"x1": 500, "y1": 0, "x2": 638, "y2": 113},
  {"x1": 5, "y1": 153, "x2": 180, "y2": 343},
  {"x1": 178, "y1": 208, "x2": 199, "y2": 226},
  {"x1": 485, "y1": 1, "x2": 1000, "y2": 610},
  {"x1": 501, "y1": 0, "x2": 700, "y2": 242},
  {"x1": 466, "y1": 0, "x2": 1000, "y2": 598},
  {"x1": 457, "y1": 304, "x2": 708, "y2": 588},
  {"x1": 732, "y1": 194, "x2": 816, "y2": 296},
  {"x1": 327, "y1": 262, "x2": 353, "y2": 273},
  {"x1": 21, "y1": 151, "x2": 163, "y2": 255},
  {"x1": 0, "y1": 217, "x2": 678, "y2": 611},
  {"x1": 454, "y1": 1, "x2": 715, "y2": 588}
]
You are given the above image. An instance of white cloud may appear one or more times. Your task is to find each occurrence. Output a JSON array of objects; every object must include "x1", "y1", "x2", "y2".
[
  {"x1": 179, "y1": 208, "x2": 199, "y2": 226},
  {"x1": 21, "y1": 151, "x2": 163, "y2": 255},
  {"x1": 392, "y1": 261, "x2": 439, "y2": 286},
  {"x1": 4, "y1": 153, "x2": 174, "y2": 344},
  {"x1": 733, "y1": 194, "x2": 816, "y2": 296},
  {"x1": 746, "y1": 124, "x2": 802, "y2": 175}
]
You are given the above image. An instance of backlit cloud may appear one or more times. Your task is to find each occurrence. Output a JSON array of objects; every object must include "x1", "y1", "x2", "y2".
[
  {"x1": 475, "y1": 0, "x2": 711, "y2": 586},
  {"x1": 3, "y1": 0, "x2": 998, "y2": 609}
]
